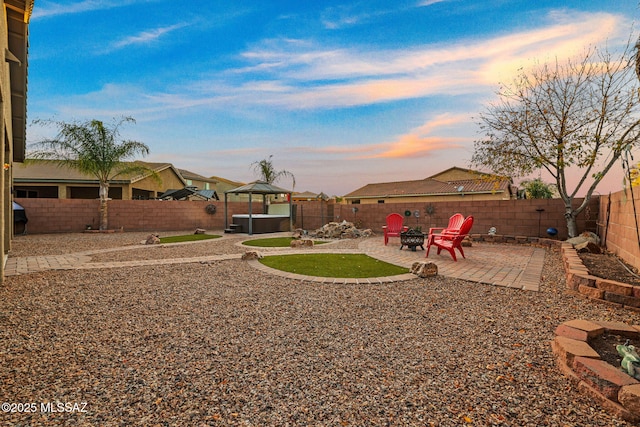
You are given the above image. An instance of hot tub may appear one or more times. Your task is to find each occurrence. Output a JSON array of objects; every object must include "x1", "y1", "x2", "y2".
[{"x1": 232, "y1": 214, "x2": 290, "y2": 234}]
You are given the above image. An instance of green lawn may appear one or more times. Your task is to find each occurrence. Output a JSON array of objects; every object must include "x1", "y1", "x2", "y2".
[
  {"x1": 243, "y1": 237, "x2": 328, "y2": 247},
  {"x1": 159, "y1": 234, "x2": 221, "y2": 244},
  {"x1": 259, "y1": 253, "x2": 409, "y2": 278}
]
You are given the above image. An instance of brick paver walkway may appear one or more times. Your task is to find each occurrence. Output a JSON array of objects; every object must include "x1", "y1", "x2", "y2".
[{"x1": 4, "y1": 235, "x2": 545, "y2": 291}]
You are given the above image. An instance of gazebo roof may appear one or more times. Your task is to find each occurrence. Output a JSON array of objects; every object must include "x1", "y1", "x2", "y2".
[{"x1": 226, "y1": 180, "x2": 291, "y2": 195}]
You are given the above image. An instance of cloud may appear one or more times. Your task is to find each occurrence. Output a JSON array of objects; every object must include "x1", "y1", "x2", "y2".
[
  {"x1": 417, "y1": 0, "x2": 453, "y2": 7},
  {"x1": 295, "y1": 113, "x2": 470, "y2": 160},
  {"x1": 105, "y1": 23, "x2": 189, "y2": 52},
  {"x1": 32, "y1": 0, "x2": 159, "y2": 20},
  {"x1": 39, "y1": 10, "x2": 634, "y2": 126}
]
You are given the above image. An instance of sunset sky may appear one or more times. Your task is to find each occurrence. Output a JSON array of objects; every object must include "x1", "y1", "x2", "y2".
[{"x1": 25, "y1": 0, "x2": 639, "y2": 196}]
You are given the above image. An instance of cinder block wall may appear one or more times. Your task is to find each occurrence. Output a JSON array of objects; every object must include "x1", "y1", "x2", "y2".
[
  {"x1": 331, "y1": 198, "x2": 598, "y2": 241},
  {"x1": 14, "y1": 197, "x2": 598, "y2": 242},
  {"x1": 599, "y1": 188, "x2": 640, "y2": 270},
  {"x1": 14, "y1": 199, "x2": 258, "y2": 233}
]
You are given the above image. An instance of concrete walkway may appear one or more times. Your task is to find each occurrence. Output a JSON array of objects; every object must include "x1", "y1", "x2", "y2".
[{"x1": 4, "y1": 235, "x2": 545, "y2": 291}]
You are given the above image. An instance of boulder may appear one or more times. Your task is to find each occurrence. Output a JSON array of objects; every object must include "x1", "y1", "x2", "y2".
[
  {"x1": 194, "y1": 228, "x2": 206, "y2": 234},
  {"x1": 290, "y1": 239, "x2": 314, "y2": 248},
  {"x1": 567, "y1": 231, "x2": 601, "y2": 247},
  {"x1": 575, "y1": 240, "x2": 602, "y2": 254},
  {"x1": 145, "y1": 233, "x2": 160, "y2": 245},
  {"x1": 410, "y1": 261, "x2": 438, "y2": 278},
  {"x1": 241, "y1": 250, "x2": 264, "y2": 260},
  {"x1": 309, "y1": 221, "x2": 373, "y2": 239}
]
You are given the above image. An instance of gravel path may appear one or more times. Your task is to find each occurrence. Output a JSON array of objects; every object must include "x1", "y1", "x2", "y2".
[{"x1": 1, "y1": 232, "x2": 639, "y2": 426}]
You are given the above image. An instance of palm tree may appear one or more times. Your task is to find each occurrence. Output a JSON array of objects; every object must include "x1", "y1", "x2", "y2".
[
  {"x1": 251, "y1": 155, "x2": 295, "y2": 188},
  {"x1": 251, "y1": 155, "x2": 295, "y2": 211},
  {"x1": 30, "y1": 116, "x2": 153, "y2": 230}
]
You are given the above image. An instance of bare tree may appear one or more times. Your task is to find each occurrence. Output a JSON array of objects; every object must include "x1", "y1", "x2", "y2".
[{"x1": 471, "y1": 43, "x2": 640, "y2": 237}]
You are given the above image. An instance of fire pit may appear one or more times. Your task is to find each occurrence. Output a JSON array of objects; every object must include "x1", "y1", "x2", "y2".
[{"x1": 400, "y1": 229, "x2": 425, "y2": 251}]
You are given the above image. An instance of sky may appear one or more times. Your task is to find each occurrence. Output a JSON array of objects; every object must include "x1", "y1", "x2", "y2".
[{"x1": 25, "y1": 0, "x2": 640, "y2": 196}]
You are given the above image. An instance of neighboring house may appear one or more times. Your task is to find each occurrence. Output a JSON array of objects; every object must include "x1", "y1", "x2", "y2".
[
  {"x1": 292, "y1": 191, "x2": 329, "y2": 202},
  {"x1": 210, "y1": 175, "x2": 251, "y2": 202},
  {"x1": 2, "y1": 1, "x2": 34, "y2": 281},
  {"x1": 13, "y1": 160, "x2": 186, "y2": 200},
  {"x1": 179, "y1": 169, "x2": 218, "y2": 192},
  {"x1": 343, "y1": 167, "x2": 514, "y2": 204}
]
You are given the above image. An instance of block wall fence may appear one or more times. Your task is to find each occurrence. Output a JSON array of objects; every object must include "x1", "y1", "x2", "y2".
[
  {"x1": 599, "y1": 187, "x2": 640, "y2": 271},
  {"x1": 15, "y1": 196, "x2": 598, "y2": 240}
]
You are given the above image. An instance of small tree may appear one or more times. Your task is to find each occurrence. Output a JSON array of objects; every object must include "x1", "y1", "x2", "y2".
[
  {"x1": 30, "y1": 117, "x2": 154, "y2": 230},
  {"x1": 471, "y1": 43, "x2": 640, "y2": 237},
  {"x1": 520, "y1": 178, "x2": 555, "y2": 199}
]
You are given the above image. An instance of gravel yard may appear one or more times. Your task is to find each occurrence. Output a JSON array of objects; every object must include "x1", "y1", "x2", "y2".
[{"x1": 1, "y1": 232, "x2": 639, "y2": 426}]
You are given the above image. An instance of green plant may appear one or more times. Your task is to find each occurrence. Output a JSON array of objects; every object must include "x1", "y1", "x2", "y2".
[
  {"x1": 159, "y1": 234, "x2": 220, "y2": 243},
  {"x1": 30, "y1": 117, "x2": 154, "y2": 230},
  {"x1": 259, "y1": 253, "x2": 409, "y2": 278},
  {"x1": 243, "y1": 237, "x2": 327, "y2": 247}
]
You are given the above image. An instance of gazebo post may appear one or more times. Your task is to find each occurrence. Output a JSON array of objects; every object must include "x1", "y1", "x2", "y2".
[
  {"x1": 224, "y1": 192, "x2": 228, "y2": 231},
  {"x1": 248, "y1": 192, "x2": 253, "y2": 235},
  {"x1": 289, "y1": 192, "x2": 293, "y2": 231}
]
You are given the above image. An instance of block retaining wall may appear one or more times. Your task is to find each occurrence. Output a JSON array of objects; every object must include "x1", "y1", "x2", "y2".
[{"x1": 552, "y1": 319, "x2": 640, "y2": 423}]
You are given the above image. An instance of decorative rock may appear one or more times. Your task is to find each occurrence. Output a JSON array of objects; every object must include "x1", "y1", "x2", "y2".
[
  {"x1": 145, "y1": 233, "x2": 160, "y2": 245},
  {"x1": 410, "y1": 261, "x2": 438, "y2": 278},
  {"x1": 575, "y1": 240, "x2": 602, "y2": 254},
  {"x1": 567, "y1": 231, "x2": 601, "y2": 247},
  {"x1": 241, "y1": 250, "x2": 263, "y2": 260},
  {"x1": 290, "y1": 239, "x2": 314, "y2": 248},
  {"x1": 309, "y1": 221, "x2": 372, "y2": 239},
  {"x1": 194, "y1": 228, "x2": 206, "y2": 234}
]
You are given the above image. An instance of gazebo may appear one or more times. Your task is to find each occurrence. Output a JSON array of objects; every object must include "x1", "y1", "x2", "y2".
[{"x1": 224, "y1": 180, "x2": 293, "y2": 235}]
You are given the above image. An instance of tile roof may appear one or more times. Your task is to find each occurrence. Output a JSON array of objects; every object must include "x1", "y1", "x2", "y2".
[
  {"x1": 344, "y1": 176, "x2": 511, "y2": 199},
  {"x1": 14, "y1": 160, "x2": 178, "y2": 183},
  {"x1": 178, "y1": 169, "x2": 218, "y2": 183}
]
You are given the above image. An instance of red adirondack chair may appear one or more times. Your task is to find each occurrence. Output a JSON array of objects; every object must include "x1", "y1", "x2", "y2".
[
  {"x1": 382, "y1": 213, "x2": 408, "y2": 245},
  {"x1": 427, "y1": 213, "x2": 464, "y2": 238},
  {"x1": 426, "y1": 215, "x2": 474, "y2": 261}
]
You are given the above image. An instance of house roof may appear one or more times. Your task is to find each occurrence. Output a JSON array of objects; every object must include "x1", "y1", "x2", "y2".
[
  {"x1": 179, "y1": 169, "x2": 218, "y2": 184},
  {"x1": 343, "y1": 169, "x2": 512, "y2": 199},
  {"x1": 293, "y1": 190, "x2": 320, "y2": 199},
  {"x1": 14, "y1": 160, "x2": 185, "y2": 185},
  {"x1": 209, "y1": 175, "x2": 245, "y2": 187}
]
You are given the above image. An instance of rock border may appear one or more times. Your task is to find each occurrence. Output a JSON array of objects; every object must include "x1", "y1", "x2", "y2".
[{"x1": 552, "y1": 320, "x2": 640, "y2": 422}]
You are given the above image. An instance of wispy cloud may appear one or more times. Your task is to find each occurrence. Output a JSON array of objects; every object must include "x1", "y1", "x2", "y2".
[
  {"x1": 45, "y1": 10, "x2": 633, "y2": 125},
  {"x1": 104, "y1": 23, "x2": 189, "y2": 52},
  {"x1": 32, "y1": 0, "x2": 159, "y2": 20},
  {"x1": 417, "y1": 0, "x2": 453, "y2": 7}
]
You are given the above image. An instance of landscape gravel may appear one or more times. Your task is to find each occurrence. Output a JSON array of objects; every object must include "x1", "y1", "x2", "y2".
[{"x1": 2, "y1": 232, "x2": 640, "y2": 426}]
